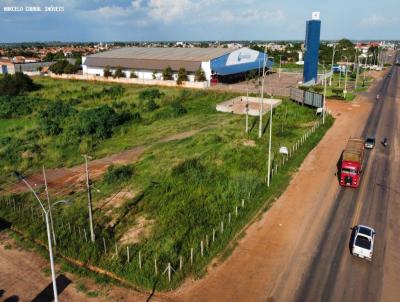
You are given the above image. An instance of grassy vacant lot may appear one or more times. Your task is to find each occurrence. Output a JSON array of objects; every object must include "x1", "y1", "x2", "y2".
[{"x1": 0, "y1": 77, "x2": 333, "y2": 290}]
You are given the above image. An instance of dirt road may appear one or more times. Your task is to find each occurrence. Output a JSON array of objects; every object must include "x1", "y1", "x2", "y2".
[{"x1": 8, "y1": 129, "x2": 200, "y2": 195}]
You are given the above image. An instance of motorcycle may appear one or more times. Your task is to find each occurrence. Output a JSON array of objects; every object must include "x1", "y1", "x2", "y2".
[
  {"x1": 376, "y1": 94, "x2": 380, "y2": 101},
  {"x1": 382, "y1": 138, "x2": 388, "y2": 147}
]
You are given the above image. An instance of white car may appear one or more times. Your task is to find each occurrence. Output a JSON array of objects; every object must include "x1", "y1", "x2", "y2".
[{"x1": 351, "y1": 225, "x2": 375, "y2": 261}]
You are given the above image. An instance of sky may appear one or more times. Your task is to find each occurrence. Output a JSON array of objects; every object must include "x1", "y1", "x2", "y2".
[{"x1": 0, "y1": 0, "x2": 399, "y2": 42}]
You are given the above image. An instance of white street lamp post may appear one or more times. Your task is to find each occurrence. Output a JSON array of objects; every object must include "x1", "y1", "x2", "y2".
[
  {"x1": 13, "y1": 172, "x2": 70, "y2": 302},
  {"x1": 329, "y1": 44, "x2": 336, "y2": 86},
  {"x1": 343, "y1": 56, "x2": 349, "y2": 99}
]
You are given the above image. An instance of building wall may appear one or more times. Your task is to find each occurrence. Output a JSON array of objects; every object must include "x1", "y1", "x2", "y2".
[
  {"x1": 84, "y1": 66, "x2": 197, "y2": 82},
  {"x1": 303, "y1": 19, "x2": 321, "y2": 83}
]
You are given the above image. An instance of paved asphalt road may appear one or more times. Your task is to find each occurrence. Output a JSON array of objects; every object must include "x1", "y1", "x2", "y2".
[{"x1": 294, "y1": 56, "x2": 400, "y2": 302}]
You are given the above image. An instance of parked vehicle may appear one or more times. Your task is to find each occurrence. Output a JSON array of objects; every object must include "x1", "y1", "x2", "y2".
[
  {"x1": 340, "y1": 138, "x2": 364, "y2": 188},
  {"x1": 382, "y1": 137, "x2": 388, "y2": 147},
  {"x1": 351, "y1": 225, "x2": 375, "y2": 261},
  {"x1": 376, "y1": 94, "x2": 380, "y2": 101},
  {"x1": 364, "y1": 137, "x2": 376, "y2": 149}
]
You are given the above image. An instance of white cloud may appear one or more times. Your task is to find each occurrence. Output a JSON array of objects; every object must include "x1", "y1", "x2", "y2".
[
  {"x1": 131, "y1": 0, "x2": 142, "y2": 9},
  {"x1": 360, "y1": 14, "x2": 398, "y2": 26},
  {"x1": 147, "y1": 0, "x2": 194, "y2": 23}
]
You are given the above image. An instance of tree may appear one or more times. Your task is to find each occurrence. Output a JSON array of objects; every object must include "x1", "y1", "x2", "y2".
[
  {"x1": 113, "y1": 66, "x2": 126, "y2": 78},
  {"x1": 152, "y1": 71, "x2": 157, "y2": 80},
  {"x1": 49, "y1": 59, "x2": 69, "y2": 74},
  {"x1": 130, "y1": 71, "x2": 138, "y2": 78},
  {"x1": 0, "y1": 72, "x2": 39, "y2": 96},
  {"x1": 195, "y1": 68, "x2": 206, "y2": 82},
  {"x1": 64, "y1": 64, "x2": 78, "y2": 74},
  {"x1": 162, "y1": 66, "x2": 173, "y2": 80},
  {"x1": 176, "y1": 68, "x2": 188, "y2": 85},
  {"x1": 103, "y1": 66, "x2": 112, "y2": 78}
]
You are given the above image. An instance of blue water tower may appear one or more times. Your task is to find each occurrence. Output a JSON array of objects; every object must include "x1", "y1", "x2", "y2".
[{"x1": 303, "y1": 12, "x2": 321, "y2": 83}]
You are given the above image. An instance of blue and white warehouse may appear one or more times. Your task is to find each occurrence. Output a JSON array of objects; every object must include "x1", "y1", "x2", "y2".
[{"x1": 83, "y1": 47, "x2": 272, "y2": 84}]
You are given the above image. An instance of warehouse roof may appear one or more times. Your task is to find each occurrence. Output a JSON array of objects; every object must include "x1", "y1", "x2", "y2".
[{"x1": 87, "y1": 47, "x2": 233, "y2": 62}]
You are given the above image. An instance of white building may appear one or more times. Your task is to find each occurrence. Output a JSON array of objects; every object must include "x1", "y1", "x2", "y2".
[{"x1": 82, "y1": 47, "x2": 271, "y2": 84}]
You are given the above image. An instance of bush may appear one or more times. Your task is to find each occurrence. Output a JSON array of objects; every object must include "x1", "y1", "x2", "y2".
[
  {"x1": 49, "y1": 60, "x2": 77, "y2": 75},
  {"x1": 162, "y1": 66, "x2": 173, "y2": 80},
  {"x1": 312, "y1": 86, "x2": 324, "y2": 93},
  {"x1": 103, "y1": 164, "x2": 134, "y2": 184},
  {"x1": 0, "y1": 96, "x2": 37, "y2": 118},
  {"x1": 39, "y1": 101, "x2": 77, "y2": 135},
  {"x1": 176, "y1": 68, "x2": 188, "y2": 85},
  {"x1": 195, "y1": 68, "x2": 207, "y2": 82},
  {"x1": 146, "y1": 99, "x2": 159, "y2": 112},
  {"x1": 170, "y1": 101, "x2": 187, "y2": 117},
  {"x1": 103, "y1": 66, "x2": 112, "y2": 78},
  {"x1": 331, "y1": 87, "x2": 344, "y2": 97},
  {"x1": 139, "y1": 88, "x2": 163, "y2": 101},
  {"x1": 130, "y1": 71, "x2": 138, "y2": 78},
  {"x1": 0, "y1": 73, "x2": 39, "y2": 96},
  {"x1": 113, "y1": 66, "x2": 126, "y2": 78}
]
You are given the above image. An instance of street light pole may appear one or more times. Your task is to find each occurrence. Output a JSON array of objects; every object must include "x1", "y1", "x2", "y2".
[
  {"x1": 329, "y1": 44, "x2": 336, "y2": 86},
  {"x1": 267, "y1": 87, "x2": 273, "y2": 187},
  {"x1": 258, "y1": 48, "x2": 267, "y2": 138},
  {"x1": 82, "y1": 154, "x2": 95, "y2": 242},
  {"x1": 323, "y1": 66, "x2": 327, "y2": 124},
  {"x1": 14, "y1": 172, "x2": 59, "y2": 302},
  {"x1": 43, "y1": 166, "x2": 56, "y2": 246},
  {"x1": 343, "y1": 56, "x2": 349, "y2": 99}
]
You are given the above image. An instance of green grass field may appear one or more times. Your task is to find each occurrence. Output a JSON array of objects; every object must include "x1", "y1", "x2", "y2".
[{"x1": 0, "y1": 76, "x2": 333, "y2": 290}]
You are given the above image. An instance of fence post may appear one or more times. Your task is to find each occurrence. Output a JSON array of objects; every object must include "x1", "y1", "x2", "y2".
[
  {"x1": 180, "y1": 255, "x2": 183, "y2": 271},
  {"x1": 201, "y1": 241, "x2": 204, "y2": 257},
  {"x1": 167, "y1": 263, "x2": 172, "y2": 282},
  {"x1": 84, "y1": 229, "x2": 88, "y2": 242},
  {"x1": 154, "y1": 258, "x2": 158, "y2": 275},
  {"x1": 221, "y1": 221, "x2": 224, "y2": 233},
  {"x1": 139, "y1": 251, "x2": 142, "y2": 270},
  {"x1": 103, "y1": 237, "x2": 107, "y2": 254},
  {"x1": 242, "y1": 199, "x2": 245, "y2": 208},
  {"x1": 127, "y1": 246, "x2": 130, "y2": 263},
  {"x1": 190, "y1": 248, "x2": 194, "y2": 266},
  {"x1": 115, "y1": 242, "x2": 118, "y2": 257},
  {"x1": 212, "y1": 228, "x2": 215, "y2": 242},
  {"x1": 228, "y1": 213, "x2": 231, "y2": 224},
  {"x1": 235, "y1": 206, "x2": 238, "y2": 217},
  {"x1": 206, "y1": 234, "x2": 209, "y2": 247}
]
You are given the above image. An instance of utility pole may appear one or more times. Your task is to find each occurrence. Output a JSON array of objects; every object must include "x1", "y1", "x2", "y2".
[
  {"x1": 43, "y1": 166, "x2": 56, "y2": 246},
  {"x1": 323, "y1": 66, "x2": 327, "y2": 124},
  {"x1": 343, "y1": 56, "x2": 349, "y2": 99},
  {"x1": 354, "y1": 48, "x2": 360, "y2": 89},
  {"x1": 82, "y1": 154, "x2": 95, "y2": 242},
  {"x1": 258, "y1": 47, "x2": 267, "y2": 138},
  {"x1": 267, "y1": 90, "x2": 273, "y2": 187},
  {"x1": 329, "y1": 43, "x2": 336, "y2": 86},
  {"x1": 245, "y1": 87, "x2": 249, "y2": 133}
]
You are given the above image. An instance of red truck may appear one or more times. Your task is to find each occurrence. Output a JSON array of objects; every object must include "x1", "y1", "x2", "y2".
[{"x1": 340, "y1": 138, "x2": 364, "y2": 188}]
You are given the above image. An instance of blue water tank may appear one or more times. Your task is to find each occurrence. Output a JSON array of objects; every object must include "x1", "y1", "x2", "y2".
[{"x1": 303, "y1": 14, "x2": 321, "y2": 83}]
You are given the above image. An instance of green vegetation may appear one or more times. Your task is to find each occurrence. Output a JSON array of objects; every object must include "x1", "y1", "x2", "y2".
[
  {"x1": 0, "y1": 72, "x2": 40, "y2": 96},
  {"x1": 162, "y1": 66, "x2": 173, "y2": 80},
  {"x1": 49, "y1": 59, "x2": 79, "y2": 75},
  {"x1": 0, "y1": 76, "x2": 333, "y2": 290},
  {"x1": 176, "y1": 68, "x2": 188, "y2": 85}
]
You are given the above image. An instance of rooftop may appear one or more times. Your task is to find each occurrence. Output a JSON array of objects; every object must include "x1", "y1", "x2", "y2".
[{"x1": 87, "y1": 47, "x2": 234, "y2": 62}]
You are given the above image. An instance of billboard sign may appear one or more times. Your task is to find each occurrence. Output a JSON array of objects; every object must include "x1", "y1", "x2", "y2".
[{"x1": 225, "y1": 48, "x2": 260, "y2": 66}]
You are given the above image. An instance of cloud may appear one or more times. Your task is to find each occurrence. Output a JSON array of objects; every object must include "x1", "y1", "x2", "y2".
[
  {"x1": 131, "y1": 0, "x2": 142, "y2": 9},
  {"x1": 147, "y1": 0, "x2": 194, "y2": 23},
  {"x1": 360, "y1": 14, "x2": 398, "y2": 26}
]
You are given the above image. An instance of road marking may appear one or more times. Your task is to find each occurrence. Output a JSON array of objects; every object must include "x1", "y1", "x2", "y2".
[{"x1": 351, "y1": 195, "x2": 363, "y2": 227}]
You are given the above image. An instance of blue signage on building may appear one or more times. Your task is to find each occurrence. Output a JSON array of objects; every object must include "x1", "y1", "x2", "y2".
[{"x1": 303, "y1": 12, "x2": 321, "y2": 83}]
